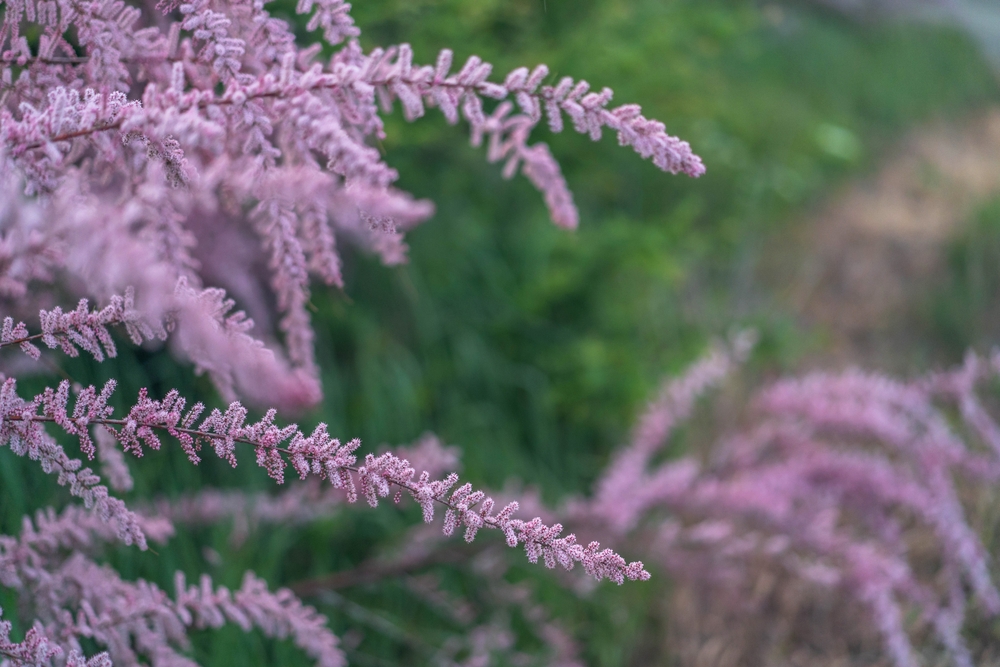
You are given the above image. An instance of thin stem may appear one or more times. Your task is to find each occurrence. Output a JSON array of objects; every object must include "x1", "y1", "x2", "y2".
[
  {"x1": 20, "y1": 73, "x2": 498, "y2": 150},
  {"x1": 290, "y1": 542, "x2": 487, "y2": 595},
  {"x1": 0, "y1": 648, "x2": 19, "y2": 662},
  {"x1": 0, "y1": 332, "x2": 45, "y2": 348},
  {"x1": 0, "y1": 53, "x2": 170, "y2": 66},
  {"x1": 21, "y1": 121, "x2": 125, "y2": 151}
]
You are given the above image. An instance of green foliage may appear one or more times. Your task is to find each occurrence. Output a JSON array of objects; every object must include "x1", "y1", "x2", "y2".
[{"x1": 928, "y1": 196, "x2": 1000, "y2": 356}]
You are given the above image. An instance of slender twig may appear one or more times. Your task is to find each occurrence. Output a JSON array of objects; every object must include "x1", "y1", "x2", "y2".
[
  {"x1": 18, "y1": 73, "x2": 505, "y2": 151},
  {"x1": 3, "y1": 408, "x2": 647, "y2": 584},
  {"x1": 0, "y1": 332, "x2": 46, "y2": 349},
  {"x1": 290, "y1": 542, "x2": 487, "y2": 595}
]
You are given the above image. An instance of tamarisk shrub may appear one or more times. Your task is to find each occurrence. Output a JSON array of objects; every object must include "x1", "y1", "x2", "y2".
[
  {"x1": 566, "y1": 339, "x2": 1000, "y2": 667},
  {"x1": 0, "y1": 0, "x2": 703, "y2": 411},
  {"x1": 0, "y1": 0, "x2": 709, "y2": 662}
]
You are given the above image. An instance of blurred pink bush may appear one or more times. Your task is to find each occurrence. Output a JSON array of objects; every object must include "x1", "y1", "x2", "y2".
[{"x1": 570, "y1": 339, "x2": 1000, "y2": 667}]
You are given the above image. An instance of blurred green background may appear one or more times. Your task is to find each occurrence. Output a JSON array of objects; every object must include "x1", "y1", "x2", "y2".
[{"x1": 4, "y1": 0, "x2": 1000, "y2": 664}]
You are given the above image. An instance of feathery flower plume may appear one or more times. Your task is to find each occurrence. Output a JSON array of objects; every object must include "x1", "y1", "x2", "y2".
[
  {"x1": 145, "y1": 433, "x2": 459, "y2": 545},
  {"x1": 0, "y1": 0, "x2": 702, "y2": 409},
  {"x1": 0, "y1": 377, "x2": 149, "y2": 550},
  {"x1": 0, "y1": 609, "x2": 64, "y2": 666},
  {"x1": 1, "y1": 287, "x2": 164, "y2": 362},
  {"x1": 0, "y1": 374, "x2": 649, "y2": 584}
]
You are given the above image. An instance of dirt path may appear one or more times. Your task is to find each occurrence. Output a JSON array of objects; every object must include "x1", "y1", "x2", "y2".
[{"x1": 766, "y1": 108, "x2": 1000, "y2": 368}]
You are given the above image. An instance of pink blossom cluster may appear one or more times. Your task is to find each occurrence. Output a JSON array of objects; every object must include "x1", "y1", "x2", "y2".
[
  {"x1": 7, "y1": 0, "x2": 985, "y2": 663},
  {"x1": 0, "y1": 376, "x2": 150, "y2": 550},
  {"x1": 0, "y1": 370, "x2": 650, "y2": 585},
  {"x1": 1, "y1": 618, "x2": 110, "y2": 667},
  {"x1": 1, "y1": 615, "x2": 64, "y2": 667},
  {"x1": 0, "y1": 506, "x2": 343, "y2": 667},
  {"x1": 570, "y1": 343, "x2": 1000, "y2": 667},
  {"x1": 9, "y1": 291, "x2": 1000, "y2": 665},
  {"x1": 0, "y1": 0, "x2": 703, "y2": 413},
  {"x1": 0, "y1": 292, "x2": 652, "y2": 664},
  {"x1": 1, "y1": 287, "x2": 164, "y2": 362}
]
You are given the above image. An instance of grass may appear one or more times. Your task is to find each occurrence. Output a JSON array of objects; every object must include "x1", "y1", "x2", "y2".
[{"x1": 927, "y1": 195, "x2": 1000, "y2": 357}]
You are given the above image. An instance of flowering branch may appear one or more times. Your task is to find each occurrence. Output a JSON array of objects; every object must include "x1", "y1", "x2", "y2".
[
  {"x1": 0, "y1": 614, "x2": 62, "y2": 666},
  {"x1": 8, "y1": 44, "x2": 703, "y2": 228},
  {"x1": 0, "y1": 378, "x2": 650, "y2": 584},
  {"x1": 0, "y1": 287, "x2": 166, "y2": 362},
  {"x1": 0, "y1": 0, "x2": 694, "y2": 659},
  {"x1": 141, "y1": 433, "x2": 459, "y2": 546},
  {"x1": 0, "y1": 0, "x2": 705, "y2": 418},
  {"x1": 0, "y1": 382, "x2": 150, "y2": 554}
]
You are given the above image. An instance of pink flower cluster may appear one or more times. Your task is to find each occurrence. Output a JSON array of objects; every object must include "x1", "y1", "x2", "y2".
[
  {"x1": 0, "y1": 294, "x2": 651, "y2": 664},
  {"x1": 0, "y1": 375, "x2": 150, "y2": 551},
  {"x1": 0, "y1": 0, "x2": 702, "y2": 413},
  {"x1": 144, "y1": 433, "x2": 460, "y2": 542},
  {"x1": 6, "y1": 0, "x2": 984, "y2": 664},
  {"x1": 0, "y1": 367, "x2": 650, "y2": 585},
  {"x1": 8, "y1": 292, "x2": 1000, "y2": 665},
  {"x1": 1, "y1": 616, "x2": 110, "y2": 667},
  {"x1": 1, "y1": 287, "x2": 164, "y2": 362},
  {"x1": 0, "y1": 505, "x2": 343, "y2": 667}
]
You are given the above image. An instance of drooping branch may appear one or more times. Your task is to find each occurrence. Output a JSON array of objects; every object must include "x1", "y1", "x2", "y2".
[
  {"x1": 7, "y1": 43, "x2": 703, "y2": 230},
  {"x1": 0, "y1": 378, "x2": 650, "y2": 584}
]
